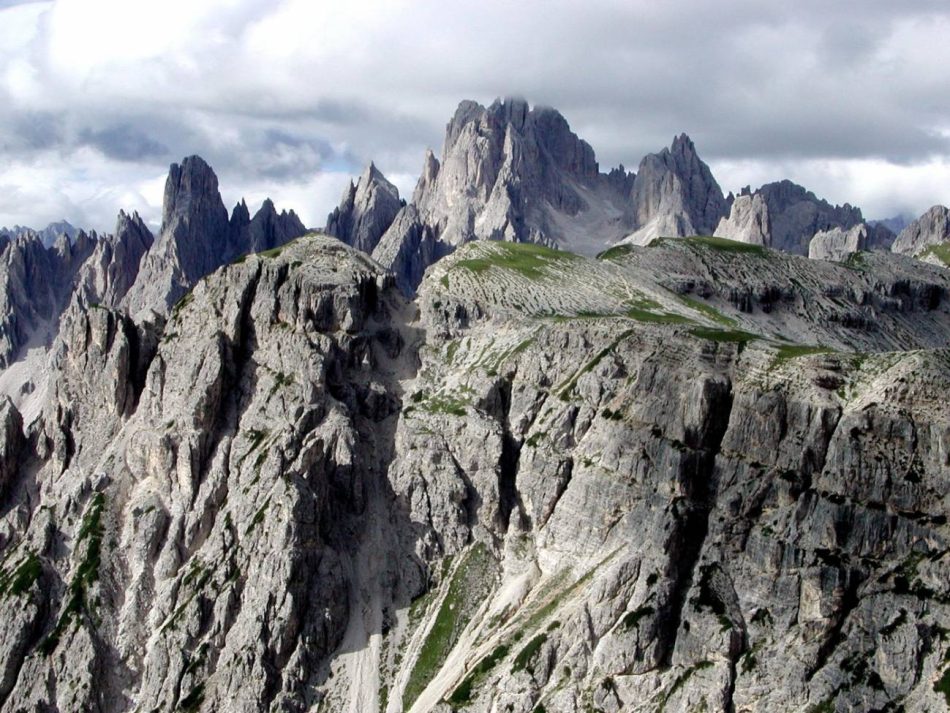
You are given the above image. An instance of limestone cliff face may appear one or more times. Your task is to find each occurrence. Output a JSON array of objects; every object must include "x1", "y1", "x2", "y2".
[
  {"x1": 326, "y1": 163, "x2": 404, "y2": 254},
  {"x1": 0, "y1": 222, "x2": 147, "y2": 370},
  {"x1": 807, "y1": 222, "x2": 894, "y2": 262},
  {"x1": 370, "y1": 98, "x2": 638, "y2": 291},
  {"x1": 892, "y1": 204, "x2": 950, "y2": 260},
  {"x1": 124, "y1": 157, "x2": 305, "y2": 316},
  {"x1": 0, "y1": 236, "x2": 415, "y2": 712},
  {"x1": 364, "y1": 101, "x2": 737, "y2": 291},
  {"x1": 714, "y1": 193, "x2": 771, "y2": 246},
  {"x1": 716, "y1": 181, "x2": 866, "y2": 255},
  {"x1": 624, "y1": 133, "x2": 728, "y2": 245},
  {"x1": 1, "y1": 232, "x2": 949, "y2": 712}
]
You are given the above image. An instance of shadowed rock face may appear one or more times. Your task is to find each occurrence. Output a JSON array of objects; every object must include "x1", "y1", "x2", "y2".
[
  {"x1": 625, "y1": 133, "x2": 728, "y2": 244},
  {"x1": 0, "y1": 216, "x2": 153, "y2": 369},
  {"x1": 1, "y1": 231, "x2": 949, "y2": 712},
  {"x1": 364, "y1": 100, "x2": 735, "y2": 292},
  {"x1": 124, "y1": 157, "x2": 306, "y2": 316},
  {"x1": 0, "y1": 221, "x2": 80, "y2": 249},
  {"x1": 326, "y1": 163, "x2": 403, "y2": 254},
  {"x1": 370, "y1": 98, "x2": 640, "y2": 292},
  {"x1": 123, "y1": 155, "x2": 231, "y2": 315},
  {"x1": 717, "y1": 181, "x2": 865, "y2": 255},
  {"x1": 808, "y1": 222, "x2": 895, "y2": 262}
]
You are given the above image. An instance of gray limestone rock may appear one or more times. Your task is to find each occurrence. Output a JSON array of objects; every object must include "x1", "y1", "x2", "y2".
[
  {"x1": 123, "y1": 156, "x2": 231, "y2": 315},
  {"x1": 3, "y1": 100, "x2": 950, "y2": 713},
  {"x1": 124, "y1": 157, "x2": 306, "y2": 316},
  {"x1": 808, "y1": 223, "x2": 869, "y2": 261},
  {"x1": 1, "y1": 234, "x2": 949, "y2": 712},
  {"x1": 625, "y1": 133, "x2": 728, "y2": 244},
  {"x1": 0, "y1": 229, "x2": 99, "y2": 368},
  {"x1": 0, "y1": 220, "x2": 80, "y2": 249},
  {"x1": 714, "y1": 192, "x2": 771, "y2": 246},
  {"x1": 718, "y1": 181, "x2": 863, "y2": 255},
  {"x1": 891, "y1": 204, "x2": 950, "y2": 259},
  {"x1": 230, "y1": 197, "x2": 307, "y2": 257},
  {"x1": 73, "y1": 210, "x2": 155, "y2": 307},
  {"x1": 808, "y1": 221, "x2": 895, "y2": 261},
  {"x1": 372, "y1": 98, "x2": 637, "y2": 291},
  {"x1": 326, "y1": 163, "x2": 403, "y2": 254}
]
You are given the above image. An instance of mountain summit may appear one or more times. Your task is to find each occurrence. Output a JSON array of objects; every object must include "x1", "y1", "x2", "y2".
[
  {"x1": 356, "y1": 98, "x2": 640, "y2": 290},
  {"x1": 622, "y1": 132, "x2": 728, "y2": 244},
  {"x1": 124, "y1": 156, "x2": 305, "y2": 314},
  {"x1": 1, "y1": 98, "x2": 949, "y2": 713},
  {"x1": 328, "y1": 99, "x2": 737, "y2": 291}
]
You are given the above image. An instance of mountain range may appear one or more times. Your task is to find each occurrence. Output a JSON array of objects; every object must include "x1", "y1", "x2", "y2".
[
  {"x1": 326, "y1": 98, "x2": 949, "y2": 293},
  {"x1": 0, "y1": 98, "x2": 948, "y2": 713}
]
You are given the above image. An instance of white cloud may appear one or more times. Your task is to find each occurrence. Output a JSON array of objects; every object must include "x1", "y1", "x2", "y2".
[
  {"x1": 0, "y1": 0, "x2": 948, "y2": 232},
  {"x1": 712, "y1": 156, "x2": 950, "y2": 220}
]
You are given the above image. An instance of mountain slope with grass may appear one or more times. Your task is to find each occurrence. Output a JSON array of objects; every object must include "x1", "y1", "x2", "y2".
[{"x1": 1, "y1": 228, "x2": 949, "y2": 712}]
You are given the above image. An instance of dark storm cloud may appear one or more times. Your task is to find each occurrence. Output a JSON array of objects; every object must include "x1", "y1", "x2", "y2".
[
  {"x1": 79, "y1": 124, "x2": 170, "y2": 161},
  {"x1": 2, "y1": 111, "x2": 64, "y2": 152}
]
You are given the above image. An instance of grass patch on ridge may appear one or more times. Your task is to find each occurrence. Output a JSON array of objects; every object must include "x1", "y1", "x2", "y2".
[{"x1": 454, "y1": 242, "x2": 578, "y2": 280}]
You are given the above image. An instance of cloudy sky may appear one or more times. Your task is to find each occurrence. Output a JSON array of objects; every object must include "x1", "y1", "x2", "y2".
[{"x1": 1, "y1": 0, "x2": 949, "y2": 233}]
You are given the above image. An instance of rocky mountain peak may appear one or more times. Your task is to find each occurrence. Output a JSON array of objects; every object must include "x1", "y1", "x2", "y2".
[
  {"x1": 326, "y1": 163, "x2": 403, "y2": 254},
  {"x1": 161, "y1": 155, "x2": 226, "y2": 231},
  {"x1": 229, "y1": 198, "x2": 251, "y2": 228},
  {"x1": 488, "y1": 96, "x2": 530, "y2": 131},
  {"x1": 669, "y1": 131, "x2": 697, "y2": 158},
  {"x1": 124, "y1": 156, "x2": 303, "y2": 315},
  {"x1": 715, "y1": 179, "x2": 866, "y2": 255},
  {"x1": 241, "y1": 198, "x2": 306, "y2": 255},
  {"x1": 892, "y1": 204, "x2": 950, "y2": 257},
  {"x1": 714, "y1": 192, "x2": 771, "y2": 246},
  {"x1": 371, "y1": 97, "x2": 635, "y2": 291},
  {"x1": 623, "y1": 132, "x2": 727, "y2": 244},
  {"x1": 0, "y1": 219, "x2": 80, "y2": 248}
]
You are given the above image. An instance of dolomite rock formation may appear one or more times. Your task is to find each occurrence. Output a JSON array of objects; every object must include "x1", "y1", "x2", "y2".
[
  {"x1": 369, "y1": 98, "x2": 639, "y2": 291},
  {"x1": 714, "y1": 192, "x2": 771, "y2": 247},
  {"x1": 623, "y1": 133, "x2": 728, "y2": 245},
  {"x1": 716, "y1": 181, "x2": 866, "y2": 255},
  {"x1": 0, "y1": 220, "x2": 80, "y2": 249},
  {"x1": 0, "y1": 230, "x2": 949, "y2": 712},
  {"x1": 892, "y1": 204, "x2": 950, "y2": 259},
  {"x1": 72, "y1": 210, "x2": 155, "y2": 307},
  {"x1": 228, "y1": 197, "x2": 307, "y2": 258},
  {"x1": 0, "y1": 229, "x2": 111, "y2": 369},
  {"x1": 807, "y1": 222, "x2": 894, "y2": 262},
  {"x1": 2, "y1": 99, "x2": 950, "y2": 713},
  {"x1": 124, "y1": 156, "x2": 306, "y2": 316},
  {"x1": 327, "y1": 163, "x2": 404, "y2": 254}
]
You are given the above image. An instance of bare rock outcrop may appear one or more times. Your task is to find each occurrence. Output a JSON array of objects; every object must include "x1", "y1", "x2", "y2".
[
  {"x1": 807, "y1": 221, "x2": 894, "y2": 261},
  {"x1": 0, "y1": 230, "x2": 99, "y2": 368},
  {"x1": 714, "y1": 192, "x2": 771, "y2": 246},
  {"x1": 372, "y1": 98, "x2": 637, "y2": 291},
  {"x1": 124, "y1": 157, "x2": 305, "y2": 316},
  {"x1": 2, "y1": 232, "x2": 949, "y2": 712},
  {"x1": 892, "y1": 204, "x2": 950, "y2": 260},
  {"x1": 716, "y1": 181, "x2": 865, "y2": 255},
  {"x1": 624, "y1": 133, "x2": 728, "y2": 244},
  {"x1": 326, "y1": 163, "x2": 403, "y2": 253},
  {"x1": 73, "y1": 210, "x2": 154, "y2": 307}
]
